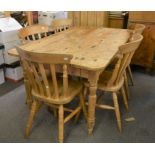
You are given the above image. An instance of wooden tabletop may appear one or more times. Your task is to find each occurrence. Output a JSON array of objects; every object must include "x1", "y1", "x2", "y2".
[{"x1": 8, "y1": 27, "x2": 130, "y2": 71}]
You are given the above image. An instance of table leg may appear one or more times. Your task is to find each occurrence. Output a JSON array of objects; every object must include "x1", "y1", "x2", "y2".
[{"x1": 87, "y1": 71, "x2": 100, "y2": 134}]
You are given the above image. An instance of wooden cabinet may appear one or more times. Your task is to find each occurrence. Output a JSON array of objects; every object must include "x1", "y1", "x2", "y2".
[
  {"x1": 129, "y1": 12, "x2": 155, "y2": 70},
  {"x1": 68, "y1": 11, "x2": 108, "y2": 27},
  {"x1": 108, "y1": 17, "x2": 123, "y2": 28}
]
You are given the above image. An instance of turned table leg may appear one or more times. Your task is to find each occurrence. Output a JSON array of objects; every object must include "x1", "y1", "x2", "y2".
[{"x1": 87, "y1": 71, "x2": 100, "y2": 134}]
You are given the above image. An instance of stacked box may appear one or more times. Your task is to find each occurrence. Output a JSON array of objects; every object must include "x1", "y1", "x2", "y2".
[
  {"x1": 38, "y1": 11, "x2": 68, "y2": 26},
  {"x1": 5, "y1": 61, "x2": 23, "y2": 82}
]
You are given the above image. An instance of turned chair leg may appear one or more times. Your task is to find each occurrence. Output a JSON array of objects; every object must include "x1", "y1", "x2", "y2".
[
  {"x1": 25, "y1": 100, "x2": 37, "y2": 137},
  {"x1": 112, "y1": 92, "x2": 122, "y2": 132},
  {"x1": 84, "y1": 86, "x2": 88, "y2": 98},
  {"x1": 79, "y1": 91, "x2": 88, "y2": 122},
  {"x1": 74, "y1": 90, "x2": 88, "y2": 123},
  {"x1": 124, "y1": 72, "x2": 130, "y2": 99},
  {"x1": 127, "y1": 65, "x2": 134, "y2": 86},
  {"x1": 58, "y1": 105, "x2": 64, "y2": 143},
  {"x1": 53, "y1": 108, "x2": 57, "y2": 119},
  {"x1": 47, "y1": 107, "x2": 57, "y2": 119},
  {"x1": 74, "y1": 111, "x2": 81, "y2": 124},
  {"x1": 120, "y1": 85, "x2": 129, "y2": 111}
]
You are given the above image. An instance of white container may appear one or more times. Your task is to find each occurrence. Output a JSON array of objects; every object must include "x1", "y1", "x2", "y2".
[
  {"x1": 0, "y1": 17, "x2": 22, "y2": 64},
  {"x1": 38, "y1": 11, "x2": 68, "y2": 26},
  {"x1": 0, "y1": 17, "x2": 22, "y2": 43},
  {"x1": 0, "y1": 49, "x2": 4, "y2": 65},
  {"x1": 0, "y1": 69, "x2": 5, "y2": 84},
  {"x1": 5, "y1": 66, "x2": 23, "y2": 82}
]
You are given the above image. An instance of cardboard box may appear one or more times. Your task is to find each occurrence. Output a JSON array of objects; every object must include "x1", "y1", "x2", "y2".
[
  {"x1": 0, "y1": 69, "x2": 5, "y2": 84},
  {"x1": 38, "y1": 11, "x2": 68, "y2": 26},
  {"x1": 0, "y1": 51, "x2": 4, "y2": 65},
  {"x1": 5, "y1": 62, "x2": 23, "y2": 82},
  {"x1": 0, "y1": 44, "x2": 4, "y2": 65},
  {"x1": 3, "y1": 40, "x2": 21, "y2": 64}
]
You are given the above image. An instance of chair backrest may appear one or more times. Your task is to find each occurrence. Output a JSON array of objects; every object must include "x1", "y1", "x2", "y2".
[
  {"x1": 134, "y1": 24, "x2": 146, "y2": 34},
  {"x1": 107, "y1": 33, "x2": 143, "y2": 86},
  {"x1": 128, "y1": 23, "x2": 146, "y2": 34},
  {"x1": 52, "y1": 19, "x2": 72, "y2": 33},
  {"x1": 18, "y1": 24, "x2": 49, "y2": 41},
  {"x1": 16, "y1": 47, "x2": 73, "y2": 100}
]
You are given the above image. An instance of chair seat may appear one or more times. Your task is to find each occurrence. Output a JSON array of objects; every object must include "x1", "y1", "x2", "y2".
[
  {"x1": 32, "y1": 77, "x2": 83, "y2": 105},
  {"x1": 84, "y1": 70, "x2": 124, "y2": 92}
]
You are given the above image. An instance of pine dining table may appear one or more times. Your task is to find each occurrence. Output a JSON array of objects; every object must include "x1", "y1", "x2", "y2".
[{"x1": 8, "y1": 27, "x2": 130, "y2": 134}]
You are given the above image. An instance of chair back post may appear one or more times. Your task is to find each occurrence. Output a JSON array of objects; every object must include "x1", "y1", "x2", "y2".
[
  {"x1": 52, "y1": 19, "x2": 72, "y2": 33},
  {"x1": 134, "y1": 24, "x2": 146, "y2": 34},
  {"x1": 107, "y1": 33, "x2": 143, "y2": 86}
]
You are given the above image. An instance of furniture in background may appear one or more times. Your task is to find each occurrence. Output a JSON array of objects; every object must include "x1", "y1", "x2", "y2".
[
  {"x1": 108, "y1": 11, "x2": 124, "y2": 28},
  {"x1": 127, "y1": 24, "x2": 145, "y2": 86},
  {"x1": 16, "y1": 47, "x2": 87, "y2": 143},
  {"x1": 128, "y1": 11, "x2": 155, "y2": 72},
  {"x1": 8, "y1": 27, "x2": 130, "y2": 135},
  {"x1": 18, "y1": 24, "x2": 49, "y2": 107},
  {"x1": 84, "y1": 33, "x2": 143, "y2": 132},
  {"x1": 18, "y1": 24, "x2": 49, "y2": 41},
  {"x1": 68, "y1": 11, "x2": 108, "y2": 27},
  {"x1": 129, "y1": 24, "x2": 146, "y2": 34}
]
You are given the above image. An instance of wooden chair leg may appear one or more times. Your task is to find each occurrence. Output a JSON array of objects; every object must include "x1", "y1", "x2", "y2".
[
  {"x1": 124, "y1": 72, "x2": 130, "y2": 99},
  {"x1": 58, "y1": 105, "x2": 64, "y2": 143},
  {"x1": 53, "y1": 108, "x2": 57, "y2": 118},
  {"x1": 84, "y1": 86, "x2": 88, "y2": 98},
  {"x1": 112, "y1": 92, "x2": 122, "y2": 132},
  {"x1": 74, "y1": 111, "x2": 81, "y2": 124},
  {"x1": 127, "y1": 65, "x2": 134, "y2": 86},
  {"x1": 79, "y1": 91, "x2": 88, "y2": 122},
  {"x1": 24, "y1": 78, "x2": 33, "y2": 108},
  {"x1": 74, "y1": 89, "x2": 88, "y2": 123},
  {"x1": 25, "y1": 100, "x2": 37, "y2": 137},
  {"x1": 120, "y1": 86, "x2": 129, "y2": 111}
]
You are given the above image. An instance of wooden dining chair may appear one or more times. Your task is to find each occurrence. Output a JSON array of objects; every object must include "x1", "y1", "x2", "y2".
[
  {"x1": 127, "y1": 23, "x2": 145, "y2": 86},
  {"x1": 84, "y1": 33, "x2": 143, "y2": 132},
  {"x1": 16, "y1": 47, "x2": 87, "y2": 143},
  {"x1": 18, "y1": 24, "x2": 49, "y2": 107},
  {"x1": 52, "y1": 19, "x2": 72, "y2": 33},
  {"x1": 129, "y1": 23, "x2": 146, "y2": 35},
  {"x1": 18, "y1": 24, "x2": 49, "y2": 41}
]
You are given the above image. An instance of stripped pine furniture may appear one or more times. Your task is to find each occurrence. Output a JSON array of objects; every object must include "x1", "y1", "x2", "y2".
[
  {"x1": 127, "y1": 23, "x2": 145, "y2": 86},
  {"x1": 18, "y1": 24, "x2": 49, "y2": 41},
  {"x1": 8, "y1": 27, "x2": 130, "y2": 134},
  {"x1": 84, "y1": 33, "x2": 143, "y2": 132},
  {"x1": 52, "y1": 19, "x2": 72, "y2": 33},
  {"x1": 16, "y1": 47, "x2": 87, "y2": 143},
  {"x1": 18, "y1": 24, "x2": 49, "y2": 107},
  {"x1": 128, "y1": 15, "x2": 155, "y2": 72},
  {"x1": 129, "y1": 23, "x2": 146, "y2": 35}
]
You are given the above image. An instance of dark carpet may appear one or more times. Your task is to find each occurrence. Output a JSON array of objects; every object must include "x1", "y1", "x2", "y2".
[
  {"x1": 0, "y1": 67, "x2": 155, "y2": 143},
  {"x1": 0, "y1": 80, "x2": 23, "y2": 96}
]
